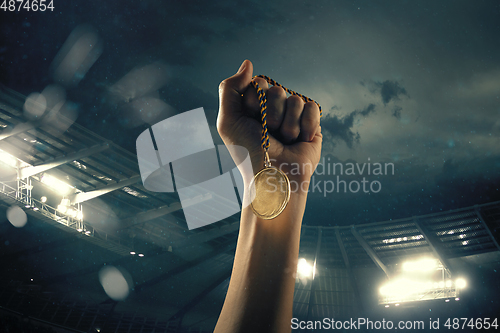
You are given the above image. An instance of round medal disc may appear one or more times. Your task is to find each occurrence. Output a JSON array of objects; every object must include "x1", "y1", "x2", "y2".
[{"x1": 249, "y1": 166, "x2": 290, "y2": 219}]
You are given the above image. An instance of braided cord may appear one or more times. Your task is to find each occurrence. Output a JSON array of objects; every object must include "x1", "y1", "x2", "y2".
[
  {"x1": 250, "y1": 79, "x2": 271, "y2": 151},
  {"x1": 251, "y1": 75, "x2": 322, "y2": 152}
]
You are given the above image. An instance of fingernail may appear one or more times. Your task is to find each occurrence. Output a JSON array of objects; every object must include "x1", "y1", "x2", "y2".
[{"x1": 237, "y1": 60, "x2": 247, "y2": 74}]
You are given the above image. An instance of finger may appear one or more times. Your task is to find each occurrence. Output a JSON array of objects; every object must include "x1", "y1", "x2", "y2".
[
  {"x1": 315, "y1": 125, "x2": 322, "y2": 137},
  {"x1": 265, "y1": 86, "x2": 287, "y2": 131},
  {"x1": 299, "y1": 101, "x2": 321, "y2": 142},
  {"x1": 243, "y1": 76, "x2": 268, "y2": 119},
  {"x1": 280, "y1": 95, "x2": 304, "y2": 144},
  {"x1": 218, "y1": 60, "x2": 253, "y2": 118},
  {"x1": 217, "y1": 60, "x2": 253, "y2": 135}
]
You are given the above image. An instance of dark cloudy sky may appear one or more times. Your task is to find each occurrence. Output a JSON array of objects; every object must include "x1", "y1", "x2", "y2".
[{"x1": 1, "y1": 0, "x2": 499, "y2": 226}]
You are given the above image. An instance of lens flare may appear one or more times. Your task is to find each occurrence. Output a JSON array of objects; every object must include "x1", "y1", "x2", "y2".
[
  {"x1": 7, "y1": 206, "x2": 28, "y2": 228},
  {"x1": 98, "y1": 266, "x2": 133, "y2": 301}
]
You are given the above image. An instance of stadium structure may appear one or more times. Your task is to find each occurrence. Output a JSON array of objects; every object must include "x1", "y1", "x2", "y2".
[{"x1": 1, "y1": 85, "x2": 499, "y2": 332}]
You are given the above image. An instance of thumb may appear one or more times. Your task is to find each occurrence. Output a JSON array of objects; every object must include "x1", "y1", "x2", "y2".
[{"x1": 218, "y1": 60, "x2": 253, "y2": 118}]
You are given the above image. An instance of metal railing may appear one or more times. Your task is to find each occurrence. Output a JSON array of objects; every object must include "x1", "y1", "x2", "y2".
[{"x1": 0, "y1": 178, "x2": 133, "y2": 252}]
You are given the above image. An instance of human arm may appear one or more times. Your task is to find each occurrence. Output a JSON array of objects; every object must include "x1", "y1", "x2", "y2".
[{"x1": 214, "y1": 60, "x2": 322, "y2": 333}]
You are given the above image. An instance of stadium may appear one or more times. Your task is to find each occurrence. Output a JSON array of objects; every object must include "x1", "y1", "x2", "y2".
[{"x1": 1, "y1": 1, "x2": 499, "y2": 332}]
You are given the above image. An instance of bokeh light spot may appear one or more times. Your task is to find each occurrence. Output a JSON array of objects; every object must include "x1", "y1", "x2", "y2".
[
  {"x1": 23, "y1": 92, "x2": 47, "y2": 119},
  {"x1": 7, "y1": 206, "x2": 28, "y2": 228},
  {"x1": 98, "y1": 266, "x2": 132, "y2": 301}
]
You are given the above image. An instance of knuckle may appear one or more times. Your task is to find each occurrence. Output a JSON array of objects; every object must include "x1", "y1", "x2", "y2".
[
  {"x1": 303, "y1": 103, "x2": 320, "y2": 123},
  {"x1": 288, "y1": 95, "x2": 304, "y2": 105},
  {"x1": 254, "y1": 77, "x2": 268, "y2": 88},
  {"x1": 267, "y1": 86, "x2": 286, "y2": 99},
  {"x1": 305, "y1": 101, "x2": 319, "y2": 111}
]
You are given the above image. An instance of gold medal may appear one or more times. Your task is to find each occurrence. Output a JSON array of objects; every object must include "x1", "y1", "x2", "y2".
[
  {"x1": 249, "y1": 75, "x2": 321, "y2": 220},
  {"x1": 250, "y1": 155, "x2": 290, "y2": 219}
]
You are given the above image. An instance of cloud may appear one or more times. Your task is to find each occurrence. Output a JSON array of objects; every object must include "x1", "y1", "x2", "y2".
[
  {"x1": 322, "y1": 104, "x2": 376, "y2": 148},
  {"x1": 392, "y1": 106, "x2": 402, "y2": 119},
  {"x1": 304, "y1": 153, "x2": 500, "y2": 226},
  {"x1": 375, "y1": 80, "x2": 409, "y2": 104},
  {"x1": 454, "y1": 70, "x2": 500, "y2": 99}
]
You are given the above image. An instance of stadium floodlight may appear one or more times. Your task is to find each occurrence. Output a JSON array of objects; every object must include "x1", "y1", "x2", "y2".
[
  {"x1": 379, "y1": 278, "x2": 429, "y2": 298},
  {"x1": 57, "y1": 204, "x2": 67, "y2": 214},
  {"x1": 41, "y1": 196, "x2": 47, "y2": 203},
  {"x1": 455, "y1": 278, "x2": 466, "y2": 289},
  {"x1": 379, "y1": 256, "x2": 467, "y2": 305},
  {"x1": 402, "y1": 258, "x2": 437, "y2": 273},
  {"x1": 57, "y1": 198, "x2": 70, "y2": 214},
  {"x1": 67, "y1": 208, "x2": 77, "y2": 218},
  {"x1": 297, "y1": 258, "x2": 314, "y2": 279},
  {"x1": 40, "y1": 174, "x2": 74, "y2": 195}
]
